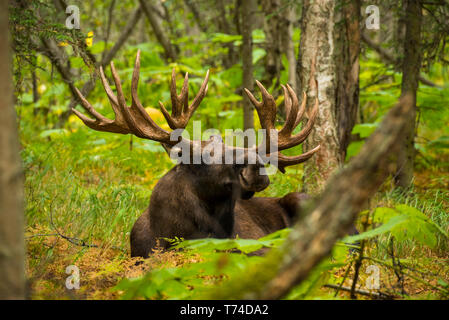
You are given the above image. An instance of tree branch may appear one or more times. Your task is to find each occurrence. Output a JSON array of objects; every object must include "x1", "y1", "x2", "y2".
[
  {"x1": 41, "y1": 6, "x2": 143, "y2": 126},
  {"x1": 361, "y1": 32, "x2": 438, "y2": 88},
  {"x1": 139, "y1": 0, "x2": 178, "y2": 62}
]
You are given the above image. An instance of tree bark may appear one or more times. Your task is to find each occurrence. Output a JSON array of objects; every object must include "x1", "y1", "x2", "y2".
[
  {"x1": 50, "y1": 6, "x2": 143, "y2": 127},
  {"x1": 260, "y1": 0, "x2": 297, "y2": 91},
  {"x1": 0, "y1": 0, "x2": 25, "y2": 299},
  {"x1": 261, "y1": 0, "x2": 283, "y2": 90},
  {"x1": 184, "y1": 0, "x2": 207, "y2": 32},
  {"x1": 361, "y1": 33, "x2": 436, "y2": 87},
  {"x1": 217, "y1": 0, "x2": 239, "y2": 68},
  {"x1": 394, "y1": 0, "x2": 422, "y2": 189},
  {"x1": 299, "y1": 0, "x2": 360, "y2": 193},
  {"x1": 283, "y1": 6, "x2": 297, "y2": 92},
  {"x1": 139, "y1": 0, "x2": 178, "y2": 62},
  {"x1": 241, "y1": 0, "x2": 256, "y2": 130}
]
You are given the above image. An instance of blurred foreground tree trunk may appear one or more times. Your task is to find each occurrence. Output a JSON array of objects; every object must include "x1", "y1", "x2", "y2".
[
  {"x1": 394, "y1": 0, "x2": 422, "y2": 189},
  {"x1": 0, "y1": 0, "x2": 25, "y2": 299},
  {"x1": 299, "y1": 0, "x2": 360, "y2": 193}
]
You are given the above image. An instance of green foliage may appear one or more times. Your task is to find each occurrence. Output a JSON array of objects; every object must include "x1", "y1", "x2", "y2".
[
  {"x1": 115, "y1": 228, "x2": 351, "y2": 300},
  {"x1": 344, "y1": 205, "x2": 448, "y2": 249},
  {"x1": 348, "y1": 50, "x2": 449, "y2": 163}
]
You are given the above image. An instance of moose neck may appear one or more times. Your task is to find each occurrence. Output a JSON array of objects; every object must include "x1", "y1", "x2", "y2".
[{"x1": 179, "y1": 163, "x2": 241, "y2": 204}]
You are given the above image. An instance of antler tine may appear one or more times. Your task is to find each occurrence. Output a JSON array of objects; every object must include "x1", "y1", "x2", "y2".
[
  {"x1": 244, "y1": 80, "x2": 278, "y2": 152},
  {"x1": 170, "y1": 69, "x2": 189, "y2": 118},
  {"x1": 73, "y1": 87, "x2": 108, "y2": 123},
  {"x1": 277, "y1": 96, "x2": 319, "y2": 151},
  {"x1": 98, "y1": 65, "x2": 126, "y2": 125},
  {"x1": 277, "y1": 145, "x2": 321, "y2": 173},
  {"x1": 294, "y1": 91, "x2": 307, "y2": 128},
  {"x1": 72, "y1": 50, "x2": 172, "y2": 143},
  {"x1": 244, "y1": 80, "x2": 277, "y2": 131},
  {"x1": 189, "y1": 69, "x2": 210, "y2": 115},
  {"x1": 130, "y1": 51, "x2": 166, "y2": 130},
  {"x1": 244, "y1": 77, "x2": 320, "y2": 173},
  {"x1": 123, "y1": 50, "x2": 171, "y2": 141},
  {"x1": 278, "y1": 84, "x2": 299, "y2": 139},
  {"x1": 72, "y1": 80, "x2": 130, "y2": 134},
  {"x1": 158, "y1": 69, "x2": 210, "y2": 130}
]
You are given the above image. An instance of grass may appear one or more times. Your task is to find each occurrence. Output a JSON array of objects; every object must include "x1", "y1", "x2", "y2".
[{"x1": 21, "y1": 113, "x2": 449, "y2": 300}]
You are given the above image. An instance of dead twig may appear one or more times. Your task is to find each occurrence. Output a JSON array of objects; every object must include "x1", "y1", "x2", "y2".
[
  {"x1": 324, "y1": 284, "x2": 396, "y2": 299},
  {"x1": 47, "y1": 200, "x2": 126, "y2": 253}
]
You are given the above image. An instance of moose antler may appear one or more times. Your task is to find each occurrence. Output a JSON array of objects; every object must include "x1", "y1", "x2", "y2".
[
  {"x1": 158, "y1": 69, "x2": 210, "y2": 130},
  {"x1": 244, "y1": 82, "x2": 320, "y2": 173},
  {"x1": 73, "y1": 50, "x2": 319, "y2": 173},
  {"x1": 72, "y1": 50, "x2": 209, "y2": 146}
]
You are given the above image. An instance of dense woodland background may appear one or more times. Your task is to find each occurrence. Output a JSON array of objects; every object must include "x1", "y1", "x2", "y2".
[{"x1": 1, "y1": 0, "x2": 448, "y2": 300}]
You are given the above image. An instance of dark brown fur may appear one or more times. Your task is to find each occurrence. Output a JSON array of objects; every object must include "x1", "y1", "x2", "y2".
[
  {"x1": 131, "y1": 188, "x2": 310, "y2": 257},
  {"x1": 233, "y1": 192, "x2": 310, "y2": 239},
  {"x1": 130, "y1": 162, "x2": 269, "y2": 258}
]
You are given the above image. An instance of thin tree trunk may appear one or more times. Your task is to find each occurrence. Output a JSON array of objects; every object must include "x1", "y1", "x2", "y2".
[
  {"x1": 51, "y1": 6, "x2": 143, "y2": 127},
  {"x1": 0, "y1": 0, "x2": 25, "y2": 299},
  {"x1": 283, "y1": 6, "x2": 297, "y2": 92},
  {"x1": 299, "y1": 0, "x2": 360, "y2": 193},
  {"x1": 395, "y1": 0, "x2": 423, "y2": 188},
  {"x1": 217, "y1": 0, "x2": 239, "y2": 68},
  {"x1": 184, "y1": 0, "x2": 207, "y2": 32},
  {"x1": 361, "y1": 33, "x2": 436, "y2": 87},
  {"x1": 335, "y1": 0, "x2": 360, "y2": 160},
  {"x1": 241, "y1": 0, "x2": 256, "y2": 130},
  {"x1": 139, "y1": 0, "x2": 178, "y2": 62},
  {"x1": 261, "y1": 0, "x2": 282, "y2": 90}
]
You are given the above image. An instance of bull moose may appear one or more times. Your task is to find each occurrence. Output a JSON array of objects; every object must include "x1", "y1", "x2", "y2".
[{"x1": 72, "y1": 50, "x2": 320, "y2": 258}]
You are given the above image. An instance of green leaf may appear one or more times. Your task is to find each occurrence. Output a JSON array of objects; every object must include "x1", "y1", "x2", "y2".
[
  {"x1": 69, "y1": 56, "x2": 85, "y2": 69},
  {"x1": 90, "y1": 41, "x2": 107, "y2": 54},
  {"x1": 39, "y1": 129, "x2": 69, "y2": 138},
  {"x1": 210, "y1": 33, "x2": 242, "y2": 43},
  {"x1": 252, "y1": 48, "x2": 266, "y2": 64},
  {"x1": 343, "y1": 215, "x2": 409, "y2": 243},
  {"x1": 352, "y1": 123, "x2": 379, "y2": 138},
  {"x1": 346, "y1": 140, "x2": 364, "y2": 161},
  {"x1": 427, "y1": 136, "x2": 449, "y2": 149}
]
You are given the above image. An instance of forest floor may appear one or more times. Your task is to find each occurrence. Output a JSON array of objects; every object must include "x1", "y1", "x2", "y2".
[{"x1": 22, "y1": 127, "x2": 449, "y2": 300}]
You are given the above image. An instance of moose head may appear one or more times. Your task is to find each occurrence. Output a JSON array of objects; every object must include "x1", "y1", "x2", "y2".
[{"x1": 72, "y1": 50, "x2": 320, "y2": 257}]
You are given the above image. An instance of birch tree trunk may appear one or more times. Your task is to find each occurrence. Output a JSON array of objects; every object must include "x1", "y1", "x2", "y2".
[
  {"x1": 0, "y1": 0, "x2": 26, "y2": 299},
  {"x1": 298, "y1": 0, "x2": 360, "y2": 193}
]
